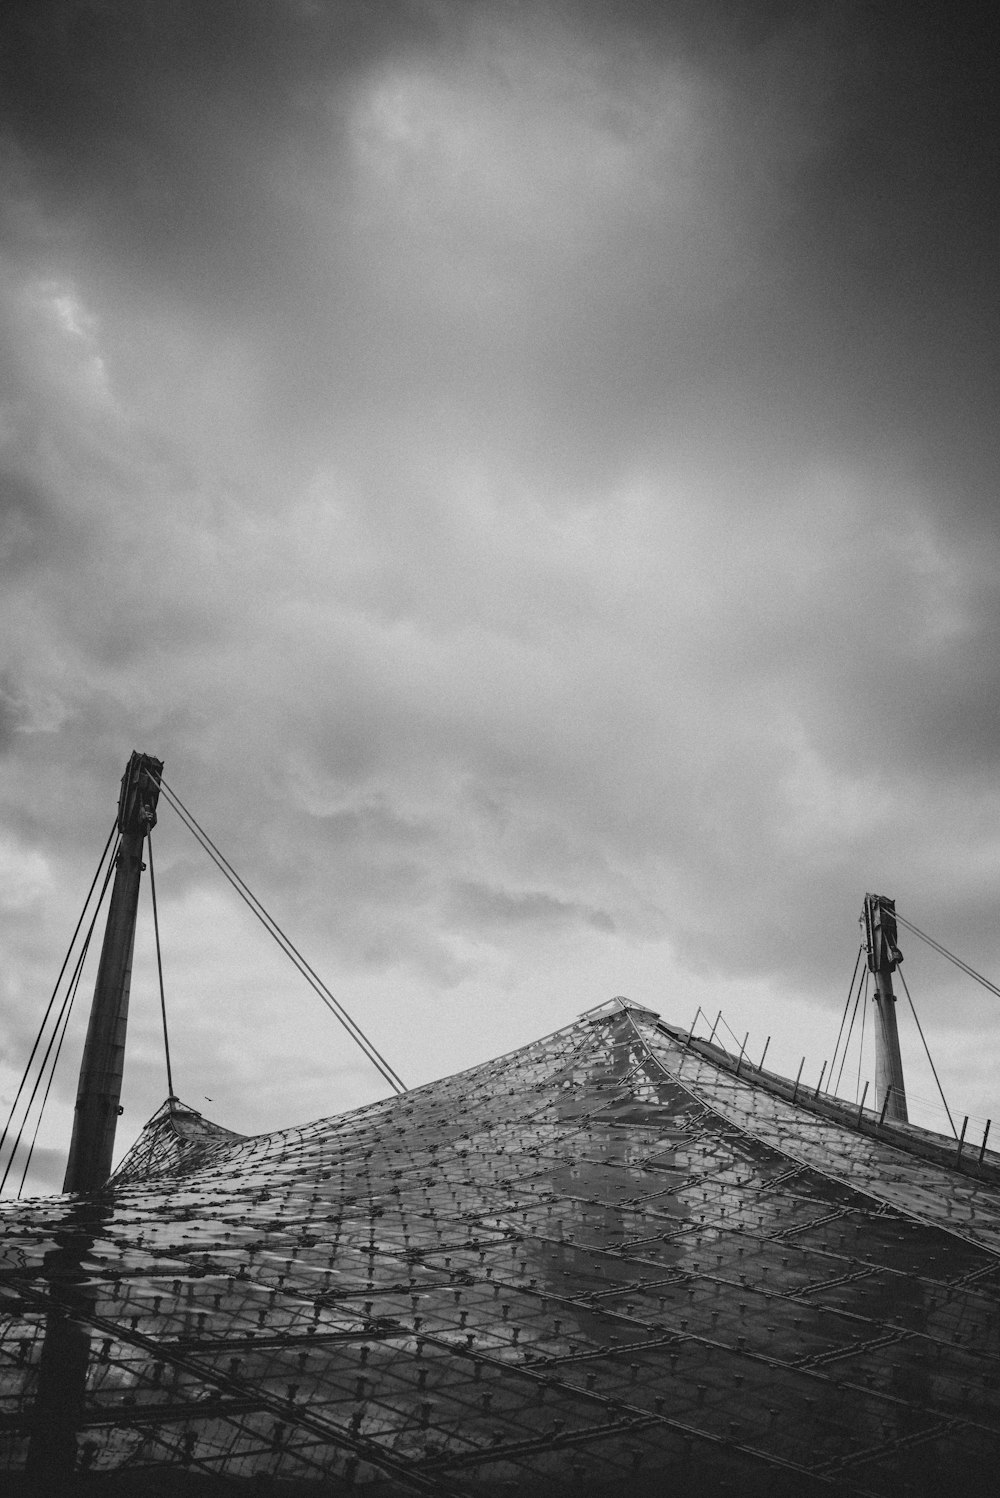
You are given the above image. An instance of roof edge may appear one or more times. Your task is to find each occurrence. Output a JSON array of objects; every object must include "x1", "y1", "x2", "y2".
[{"x1": 656, "y1": 1019, "x2": 1000, "y2": 1187}]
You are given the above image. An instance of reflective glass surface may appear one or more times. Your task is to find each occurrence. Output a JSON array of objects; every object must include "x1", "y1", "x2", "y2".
[{"x1": 2, "y1": 1002, "x2": 999, "y2": 1494}]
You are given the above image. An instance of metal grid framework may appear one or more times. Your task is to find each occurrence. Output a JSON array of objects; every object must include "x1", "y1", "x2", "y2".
[{"x1": 2, "y1": 1001, "x2": 999, "y2": 1495}]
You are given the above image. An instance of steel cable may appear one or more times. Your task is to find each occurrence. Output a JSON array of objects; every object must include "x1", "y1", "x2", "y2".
[
  {"x1": 897, "y1": 965, "x2": 957, "y2": 1138},
  {"x1": 895, "y1": 910, "x2": 1000, "y2": 1001},
  {"x1": 1, "y1": 832, "x2": 120, "y2": 1195},
  {"x1": 855, "y1": 968, "x2": 868, "y2": 1103},
  {"x1": 830, "y1": 945, "x2": 863, "y2": 1095},
  {"x1": 0, "y1": 823, "x2": 117, "y2": 1188},
  {"x1": 147, "y1": 771, "x2": 406, "y2": 1095},
  {"x1": 146, "y1": 831, "x2": 175, "y2": 1100},
  {"x1": 833, "y1": 951, "x2": 865, "y2": 1099},
  {"x1": 16, "y1": 916, "x2": 98, "y2": 1197}
]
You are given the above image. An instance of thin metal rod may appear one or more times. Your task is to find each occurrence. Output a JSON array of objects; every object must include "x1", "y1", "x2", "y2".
[
  {"x1": 856, "y1": 1078, "x2": 870, "y2": 1125},
  {"x1": 758, "y1": 1036, "x2": 770, "y2": 1072},
  {"x1": 979, "y1": 1119, "x2": 992, "y2": 1164},
  {"x1": 792, "y1": 1057, "x2": 805, "y2": 1102},
  {"x1": 735, "y1": 1032, "x2": 748, "y2": 1077},
  {"x1": 706, "y1": 1010, "x2": 722, "y2": 1047},
  {"x1": 897, "y1": 966, "x2": 956, "y2": 1137},
  {"x1": 956, "y1": 1115, "x2": 968, "y2": 1167},
  {"x1": 682, "y1": 1007, "x2": 701, "y2": 1054},
  {"x1": 147, "y1": 831, "x2": 175, "y2": 1101},
  {"x1": 814, "y1": 1060, "x2": 828, "y2": 1098},
  {"x1": 878, "y1": 1084, "x2": 893, "y2": 1127}
]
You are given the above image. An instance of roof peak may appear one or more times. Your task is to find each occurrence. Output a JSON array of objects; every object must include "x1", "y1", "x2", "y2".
[{"x1": 577, "y1": 994, "x2": 661, "y2": 1021}]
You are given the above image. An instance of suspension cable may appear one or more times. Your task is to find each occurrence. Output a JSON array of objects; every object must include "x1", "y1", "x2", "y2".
[
  {"x1": 895, "y1": 911, "x2": 1000, "y2": 1001},
  {"x1": 16, "y1": 914, "x2": 98, "y2": 1198},
  {"x1": 0, "y1": 937, "x2": 89, "y2": 1197},
  {"x1": 830, "y1": 945, "x2": 863, "y2": 1092},
  {"x1": 716, "y1": 1015, "x2": 742, "y2": 1054},
  {"x1": 146, "y1": 830, "x2": 175, "y2": 1101},
  {"x1": 833, "y1": 950, "x2": 865, "y2": 1098},
  {"x1": 148, "y1": 771, "x2": 406, "y2": 1095},
  {"x1": 897, "y1": 965, "x2": 957, "y2": 1137},
  {"x1": 157, "y1": 780, "x2": 405, "y2": 1094},
  {"x1": 0, "y1": 823, "x2": 118, "y2": 1187},
  {"x1": 855, "y1": 967, "x2": 868, "y2": 1103},
  {"x1": 0, "y1": 832, "x2": 120, "y2": 1196}
]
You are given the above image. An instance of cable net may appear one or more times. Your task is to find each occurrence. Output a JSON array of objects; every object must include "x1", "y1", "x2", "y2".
[{"x1": 2, "y1": 1005, "x2": 1000, "y2": 1495}]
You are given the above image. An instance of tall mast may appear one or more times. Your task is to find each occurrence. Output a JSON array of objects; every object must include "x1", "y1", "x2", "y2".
[
  {"x1": 863, "y1": 892, "x2": 908, "y2": 1124},
  {"x1": 63, "y1": 752, "x2": 163, "y2": 1193}
]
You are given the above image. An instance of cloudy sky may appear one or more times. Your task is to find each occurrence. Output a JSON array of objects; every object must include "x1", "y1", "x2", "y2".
[{"x1": 2, "y1": 1, "x2": 999, "y2": 1192}]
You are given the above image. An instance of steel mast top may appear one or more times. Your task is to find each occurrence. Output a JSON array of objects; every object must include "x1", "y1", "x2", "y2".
[
  {"x1": 863, "y1": 892, "x2": 908, "y2": 1124},
  {"x1": 63, "y1": 752, "x2": 162, "y2": 1194}
]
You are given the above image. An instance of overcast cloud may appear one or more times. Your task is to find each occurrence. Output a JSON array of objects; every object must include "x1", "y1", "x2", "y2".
[{"x1": 3, "y1": 2, "x2": 1000, "y2": 1192}]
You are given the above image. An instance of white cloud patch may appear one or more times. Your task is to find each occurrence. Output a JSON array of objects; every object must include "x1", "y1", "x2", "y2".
[{"x1": 0, "y1": 835, "x2": 51, "y2": 913}]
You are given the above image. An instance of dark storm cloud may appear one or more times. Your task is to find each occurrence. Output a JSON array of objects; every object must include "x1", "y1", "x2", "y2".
[
  {"x1": 2, "y1": 1, "x2": 1000, "y2": 1183},
  {"x1": 6, "y1": 3, "x2": 994, "y2": 495},
  {"x1": 0, "y1": 1, "x2": 426, "y2": 254}
]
